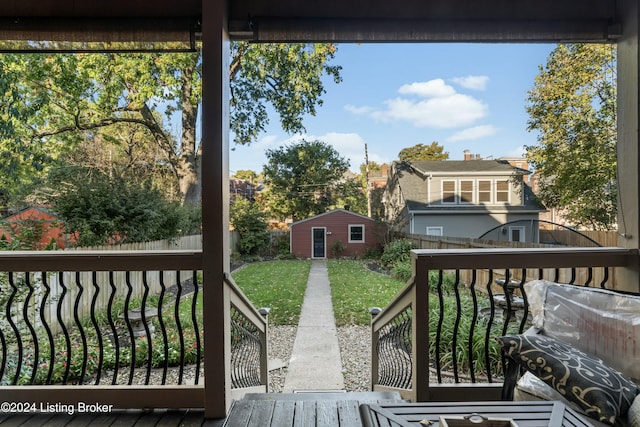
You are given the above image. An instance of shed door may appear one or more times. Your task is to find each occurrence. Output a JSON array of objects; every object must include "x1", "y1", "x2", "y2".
[{"x1": 312, "y1": 228, "x2": 326, "y2": 258}]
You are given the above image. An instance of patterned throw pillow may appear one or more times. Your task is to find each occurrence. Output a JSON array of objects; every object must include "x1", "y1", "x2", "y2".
[{"x1": 497, "y1": 334, "x2": 639, "y2": 426}]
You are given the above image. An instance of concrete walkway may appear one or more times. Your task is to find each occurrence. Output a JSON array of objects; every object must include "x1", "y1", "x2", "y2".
[{"x1": 283, "y1": 260, "x2": 345, "y2": 392}]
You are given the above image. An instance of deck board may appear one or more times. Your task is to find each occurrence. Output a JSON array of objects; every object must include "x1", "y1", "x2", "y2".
[{"x1": 0, "y1": 392, "x2": 404, "y2": 427}]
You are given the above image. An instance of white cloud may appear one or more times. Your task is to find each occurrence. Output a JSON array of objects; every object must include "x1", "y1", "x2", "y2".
[
  {"x1": 506, "y1": 145, "x2": 526, "y2": 158},
  {"x1": 344, "y1": 104, "x2": 374, "y2": 115},
  {"x1": 451, "y1": 75, "x2": 490, "y2": 91},
  {"x1": 255, "y1": 134, "x2": 279, "y2": 149},
  {"x1": 360, "y1": 78, "x2": 490, "y2": 129},
  {"x1": 398, "y1": 79, "x2": 456, "y2": 97},
  {"x1": 446, "y1": 125, "x2": 498, "y2": 142},
  {"x1": 373, "y1": 94, "x2": 488, "y2": 129}
]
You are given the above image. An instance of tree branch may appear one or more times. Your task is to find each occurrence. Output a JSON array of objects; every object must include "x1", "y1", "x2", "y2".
[{"x1": 229, "y1": 42, "x2": 249, "y2": 81}]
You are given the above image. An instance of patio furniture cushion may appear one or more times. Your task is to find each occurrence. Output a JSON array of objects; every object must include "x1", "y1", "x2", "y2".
[
  {"x1": 629, "y1": 394, "x2": 640, "y2": 427},
  {"x1": 497, "y1": 333, "x2": 640, "y2": 426}
]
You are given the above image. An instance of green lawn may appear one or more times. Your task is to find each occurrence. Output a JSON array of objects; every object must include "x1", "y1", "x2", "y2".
[
  {"x1": 231, "y1": 260, "x2": 312, "y2": 325},
  {"x1": 327, "y1": 260, "x2": 406, "y2": 326},
  {"x1": 232, "y1": 259, "x2": 406, "y2": 326}
]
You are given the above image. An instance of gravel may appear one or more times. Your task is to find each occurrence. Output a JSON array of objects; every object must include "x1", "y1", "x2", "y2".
[
  {"x1": 267, "y1": 324, "x2": 371, "y2": 393},
  {"x1": 337, "y1": 325, "x2": 371, "y2": 392},
  {"x1": 267, "y1": 325, "x2": 297, "y2": 393}
]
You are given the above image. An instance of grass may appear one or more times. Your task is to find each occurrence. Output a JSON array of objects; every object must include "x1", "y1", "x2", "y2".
[
  {"x1": 231, "y1": 260, "x2": 312, "y2": 325},
  {"x1": 327, "y1": 259, "x2": 406, "y2": 326}
]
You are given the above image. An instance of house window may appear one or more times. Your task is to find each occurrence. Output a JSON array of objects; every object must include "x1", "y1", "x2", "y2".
[
  {"x1": 478, "y1": 180, "x2": 491, "y2": 203},
  {"x1": 442, "y1": 181, "x2": 456, "y2": 203},
  {"x1": 349, "y1": 224, "x2": 364, "y2": 243},
  {"x1": 426, "y1": 226, "x2": 443, "y2": 236},
  {"x1": 496, "y1": 180, "x2": 510, "y2": 203},
  {"x1": 509, "y1": 226, "x2": 525, "y2": 242},
  {"x1": 460, "y1": 180, "x2": 474, "y2": 203}
]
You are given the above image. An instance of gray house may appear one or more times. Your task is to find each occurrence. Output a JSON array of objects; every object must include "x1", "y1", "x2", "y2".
[{"x1": 383, "y1": 159, "x2": 545, "y2": 242}]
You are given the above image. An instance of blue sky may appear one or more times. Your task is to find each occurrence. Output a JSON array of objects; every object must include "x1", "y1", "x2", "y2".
[{"x1": 229, "y1": 43, "x2": 557, "y2": 174}]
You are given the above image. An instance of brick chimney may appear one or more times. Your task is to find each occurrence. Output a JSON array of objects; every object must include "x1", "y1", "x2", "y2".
[{"x1": 464, "y1": 149, "x2": 472, "y2": 161}]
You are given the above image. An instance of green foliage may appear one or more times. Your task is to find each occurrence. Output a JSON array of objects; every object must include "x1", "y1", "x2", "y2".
[
  {"x1": 380, "y1": 238, "x2": 416, "y2": 268},
  {"x1": 330, "y1": 239, "x2": 345, "y2": 258},
  {"x1": 232, "y1": 260, "x2": 312, "y2": 325},
  {"x1": 1, "y1": 44, "x2": 341, "y2": 206},
  {"x1": 272, "y1": 232, "x2": 292, "y2": 258},
  {"x1": 430, "y1": 290, "x2": 520, "y2": 377},
  {"x1": 0, "y1": 57, "x2": 52, "y2": 203},
  {"x1": 330, "y1": 177, "x2": 367, "y2": 216},
  {"x1": 398, "y1": 142, "x2": 449, "y2": 162},
  {"x1": 48, "y1": 167, "x2": 197, "y2": 246},
  {"x1": 263, "y1": 139, "x2": 350, "y2": 221},
  {"x1": 390, "y1": 261, "x2": 413, "y2": 282},
  {"x1": 230, "y1": 43, "x2": 342, "y2": 145},
  {"x1": 0, "y1": 219, "x2": 57, "y2": 250},
  {"x1": 526, "y1": 43, "x2": 617, "y2": 230},
  {"x1": 230, "y1": 197, "x2": 270, "y2": 255}
]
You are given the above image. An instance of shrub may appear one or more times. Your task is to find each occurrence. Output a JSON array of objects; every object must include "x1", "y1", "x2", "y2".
[
  {"x1": 381, "y1": 238, "x2": 415, "y2": 268},
  {"x1": 390, "y1": 260, "x2": 412, "y2": 281},
  {"x1": 230, "y1": 198, "x2": 270, "y2": 255},
  {"x1": 331, "y1": 240, "x2": 345, "y2": 258}
]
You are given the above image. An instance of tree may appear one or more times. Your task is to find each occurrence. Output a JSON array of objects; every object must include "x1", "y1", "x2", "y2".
[
  {"x1": 359, "y1": 161, "x2": 386, "y2": 220},
  {"x1": 0, "y1": 43, "x2": 341, "y2": 206},
  {"x1": 398, "y1": 142, "x2": 449, "y2": 162},
  {"x1": 230, "y1": 197, "x2": 270, "y2": 255},
  {"x1": 525, "y1": 44, "x2": 617, "y2": 230},
  {"x1": 49, "y1": 165, "x2": 198, "y2": 246},
  {"x1": 0, "y1": 56, "x2": 52, "y2": 210},
  {"x1": 233, "y1": 169, "x2": 260, "y2": 183},
  {"x1": 262, "y1": 139, "x2": 350, "y2": 221}
]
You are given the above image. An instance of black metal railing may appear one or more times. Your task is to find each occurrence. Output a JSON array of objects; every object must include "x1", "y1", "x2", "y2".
[
  {"x1": 375, "y1": 306, "x2": 412, "y2": 390},
  {"x1": 0, "y1": 268, "x2": 203, "y2": 386},
  {"x1": 370, "y1": 247, "x2": 637, "y2": 402},
  {"x1": 0, "y1": 250, "x2": 268, "y2": 411},
  {"x1": 224, "y1": 273, "x2": 269, "y2": 393}
]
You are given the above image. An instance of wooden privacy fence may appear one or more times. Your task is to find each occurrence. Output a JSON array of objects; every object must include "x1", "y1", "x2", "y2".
[
  {"x1": 404, "y1": 234, "x2": 559, "y2": 251},
  {"x1": 2, "y1": 236, "x2": 203, "y2": 335},
  {"x1": 404, "y1": 232, "x2": 622, "y2": 289},
  {"x1": 405, "y1": 231, "x2": 619, "y2": 251}
]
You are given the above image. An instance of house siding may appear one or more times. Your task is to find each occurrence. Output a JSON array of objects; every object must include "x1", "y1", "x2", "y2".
[
  {"x1": 290, "y1": 210, "x2": 384, "y2": 258},
  {"x1": 410, "y1": 212, "x2": 539, "y2": 242},
  {"x1": 427, "y1": 175, "x2": 522, "y2": 206},
  {"x1": 0, "y1": 207, "x2": 72, "y2": 249},
  {"x1": 384, "y1": 160, "x2": 544, "y2": 242}
]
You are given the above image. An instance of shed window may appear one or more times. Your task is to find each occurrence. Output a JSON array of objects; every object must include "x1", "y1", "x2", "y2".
[{"x1": 349, "y1": 224, "x2": 364, "y2": 242}]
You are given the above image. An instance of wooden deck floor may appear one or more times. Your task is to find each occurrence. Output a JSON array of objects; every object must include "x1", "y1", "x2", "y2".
[
  {"x1": 0, "y1": 392, "x2": 403, "y2": 426},
  {"x1": 0, "y1": 409, "x2": 225, "y2": 427}
]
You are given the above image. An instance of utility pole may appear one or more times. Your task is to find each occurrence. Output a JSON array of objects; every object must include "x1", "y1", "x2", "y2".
[{"x1": 365, "y1": 143, "x2": 372, "y2": 218}]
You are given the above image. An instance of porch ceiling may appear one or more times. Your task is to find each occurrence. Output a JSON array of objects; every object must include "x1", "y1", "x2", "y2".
[{"x1": 0, "y1": 0, "x2": 620, "y2": 44}]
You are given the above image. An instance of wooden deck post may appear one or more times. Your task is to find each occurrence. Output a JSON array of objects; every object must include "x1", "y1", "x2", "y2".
[
  {"x1": 412, "y1": 251, "x2": 430, "y2": 402},
  {"x1": 201, "y1": 0, "x2": 231, "y2": 419},
  {"x1": 616, "y1": 0, "x2": 640, "y2": 293}
]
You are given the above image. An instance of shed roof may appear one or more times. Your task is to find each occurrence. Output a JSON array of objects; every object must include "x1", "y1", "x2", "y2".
[{"x1": 291, "y1": 209, "x2": 376, "y2": 227}]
